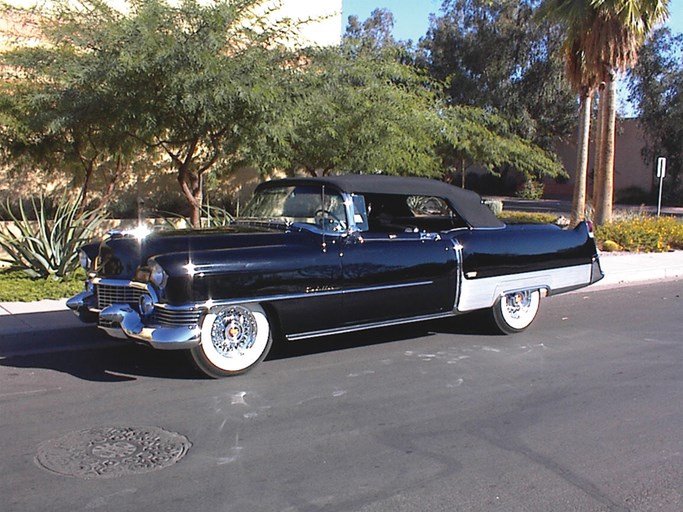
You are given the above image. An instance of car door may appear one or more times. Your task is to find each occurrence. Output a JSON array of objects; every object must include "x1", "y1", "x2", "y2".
[{"x1": 340, "y1": 231, "x2": 457, "y2": 325}]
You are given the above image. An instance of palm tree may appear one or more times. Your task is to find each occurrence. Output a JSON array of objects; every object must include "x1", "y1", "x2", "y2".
[
  {"x1": 539, "y1": 2, "x2": 600, "y2": 226},
  {"x1": 587, "y1": 0, "x2": 669, "y2": 224},
  {"x1": 540, "y1": 0, "x2": 669, "y2": 225}
]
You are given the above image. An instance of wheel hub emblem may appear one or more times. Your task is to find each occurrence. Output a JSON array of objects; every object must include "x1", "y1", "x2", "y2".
[{"x1": 227, "y1": 323, "x2": 241, "y2": 340}]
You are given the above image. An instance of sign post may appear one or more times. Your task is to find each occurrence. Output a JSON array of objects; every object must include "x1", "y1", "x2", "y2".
[{"x1": 656, "y1": 157, "x2": 666, "y2": 217}]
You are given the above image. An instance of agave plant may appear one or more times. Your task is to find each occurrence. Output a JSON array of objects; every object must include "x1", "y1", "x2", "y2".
[
  {"x1": 199, "y1": 204, "x2": 234, "y2": 228},
  {"x1": 0, "y1": 193, "x2": 107, "y2": 280},
  {"x1": 156, "y1": 203, "x2": 235, "y2": 230}
]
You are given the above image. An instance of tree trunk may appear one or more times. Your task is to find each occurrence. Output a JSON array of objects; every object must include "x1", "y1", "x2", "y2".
[
  {"x1": 77, "y1": 160, "x2": 95, "y2": 216},
  {"x1": 571, "y1": 88, "x2": 593, "y2": 227},
  {"x1": 96, "y1": 156, "x2": 121, "y2": 210},
  {"x1": 595, "y1": 71, "x2": 617, "y2": 225},
  {"x1": 592, "y1": 83, "x2": 607, "y2": 212},
  {"x1": 178, "y1": 167, "x2": 202, "y2": 227},
  {"x1": 461, "y1": 158, "x2": 466, "y2": 188}
]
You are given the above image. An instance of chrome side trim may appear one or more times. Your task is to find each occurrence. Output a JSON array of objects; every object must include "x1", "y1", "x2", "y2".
[
  {"x1": 451, "y1": 239, "x2": 463, "y2": 311},
  {"x1": 456, "y1": 263, "x2": 593, "y2": 312},
  {"x1": 285, "y1": 311, "x2": 456, "y2": 341},
  {"x1": 342, "y1": 281, "x2": 433, "y2": 294},
  {"x1": 81, "y1": 277, "x2": 433, "y2": 313}
]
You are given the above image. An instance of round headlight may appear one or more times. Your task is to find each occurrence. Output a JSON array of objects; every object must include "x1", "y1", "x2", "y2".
[
  {"x1": 79, "y1": 250, "x2": 91, "y2": 271},
  {"x1": 148, "y1": 260, "x2": 167, "y2": 288},
  {"x1": 139, "y1": 293, "x2": 155, "y2": 316}
]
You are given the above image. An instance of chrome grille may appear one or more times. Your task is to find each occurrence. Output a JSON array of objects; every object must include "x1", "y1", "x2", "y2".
[
  {"x1": 94, "y1": 281, "x2": 202, "y2": 329},
  {"x1": 96, "y1": 283, "x2": 145, "y2": 310},
  {"x1": 154, "y1": 309, "x2": 202, "y2": 327}
]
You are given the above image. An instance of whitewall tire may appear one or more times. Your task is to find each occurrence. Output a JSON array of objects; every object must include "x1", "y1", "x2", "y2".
[
  {"x1": 190, "y1": 304, "x2": 272, "y2": 378},
  {"x1": 491, "y1": 289, "x2": 541, "y2": 334}
]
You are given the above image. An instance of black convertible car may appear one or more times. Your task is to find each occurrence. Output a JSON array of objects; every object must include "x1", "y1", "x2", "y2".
[{"x1": 68, "y1": 175, "x2": 603, "y2": 377}]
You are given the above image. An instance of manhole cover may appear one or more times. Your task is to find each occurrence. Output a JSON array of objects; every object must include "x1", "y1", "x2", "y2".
[{"x1": 35, "y1": 426, "x2": 191, "y2": 479}]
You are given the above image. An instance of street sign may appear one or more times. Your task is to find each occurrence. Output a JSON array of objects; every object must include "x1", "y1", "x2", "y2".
[
  {"x1": 657, "y1": 157, "x2": 667, "y2": 178},
  {"x1": 657, "y1": 157, "x2": 666, "y2": 217}
]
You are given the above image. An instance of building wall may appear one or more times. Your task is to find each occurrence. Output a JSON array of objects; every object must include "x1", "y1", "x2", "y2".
[
  {"x1": 1, "y1": 0, "x2": 342, "y2": 49},
  {"x1": 546, "y1": 118, "x2": 654, "y2": 201}
]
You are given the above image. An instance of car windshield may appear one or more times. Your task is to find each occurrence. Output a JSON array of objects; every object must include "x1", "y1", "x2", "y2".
[{"x1": 240, "y1": 185, "x2": 347, "y2": 232}]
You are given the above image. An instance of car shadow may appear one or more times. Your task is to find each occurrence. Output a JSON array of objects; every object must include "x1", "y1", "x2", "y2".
[
  {"x1": 268, "y1": 309, "x2": 499, "y2": 361},
  {"x1": 0, "y1": 310, "x2": 498, "y2": 381}
]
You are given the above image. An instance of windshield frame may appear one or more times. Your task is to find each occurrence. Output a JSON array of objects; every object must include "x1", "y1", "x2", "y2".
[{"x1": 238, "y1": 184, "x2": 359, "y2": 235}]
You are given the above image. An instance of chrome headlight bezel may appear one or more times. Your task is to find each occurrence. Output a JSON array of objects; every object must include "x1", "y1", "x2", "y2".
[{"x1": 148, "y1": 259, "x2": 168, "y2": 289}]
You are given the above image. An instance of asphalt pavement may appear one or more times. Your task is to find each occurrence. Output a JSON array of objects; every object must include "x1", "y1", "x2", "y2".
[{"x1": 2, "y1": 276, "x2": 682, "y2": 512}]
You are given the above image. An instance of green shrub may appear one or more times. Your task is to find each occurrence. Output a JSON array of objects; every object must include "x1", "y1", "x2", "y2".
[
  {"x1": 498, "y1": 211, "x2": 559, "y2": 224},
  {"x1": 0, "y1": 193, "x2": 107, "y2": 280},
  {"x1": 595, "y1": 215, "x2": 683, "y2": 252},
  {"x1": 516, "y1": 180, "x2": 545, "y2": 200},
  {"x1": 0, "y1": 267, "x2": 85, "y2": 302}
]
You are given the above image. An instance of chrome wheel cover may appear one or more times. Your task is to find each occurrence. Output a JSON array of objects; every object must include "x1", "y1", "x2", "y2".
[
  {"x1": 210, "y1": 306, "x2": 258, "y2": 356},
  {"x1": 199, "y1": 304, "x2": 271, "y2": 373},
  {"x1": 500, "y1": 290, "x2": 539, "y2": 330}
]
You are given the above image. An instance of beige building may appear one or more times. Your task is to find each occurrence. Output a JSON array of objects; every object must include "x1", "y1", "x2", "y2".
[
  {"x1": 548, "y1": 118, "x2": 655, "y2": 202},
  {"x1": 1, "y1": 0, "x2": 342, "y2": 48}
]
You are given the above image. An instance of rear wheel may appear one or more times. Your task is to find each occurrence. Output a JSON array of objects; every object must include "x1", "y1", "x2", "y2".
[
  {"x1": 190, "y1": 304, "x2": 272, "y2": 378},
  {"x1": 491, "y1": 289, "x2": 541, "y2": 334}
]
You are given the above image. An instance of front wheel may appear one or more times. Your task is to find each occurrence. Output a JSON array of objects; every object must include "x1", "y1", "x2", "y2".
[
  {"x1": 491, "y1": 289, "x2": 541, "y2": 334},
  {"x1": 190, "y1": 304, "x2": 272, "y2": 378}
]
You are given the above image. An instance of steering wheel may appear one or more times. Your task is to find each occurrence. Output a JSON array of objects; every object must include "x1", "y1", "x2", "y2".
[{"x1": 314, "y1": 209, "x2": 343, "y2": 231}]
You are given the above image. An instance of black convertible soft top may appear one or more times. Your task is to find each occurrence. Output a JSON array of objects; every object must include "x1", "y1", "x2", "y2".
[{"x1": 257, "y1": 174, "x2": 505, "y2": 229}]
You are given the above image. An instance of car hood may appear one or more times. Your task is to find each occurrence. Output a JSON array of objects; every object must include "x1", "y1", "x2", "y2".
[{"x1": 94, "y1": 222, "x2": 305, "y2": 280}]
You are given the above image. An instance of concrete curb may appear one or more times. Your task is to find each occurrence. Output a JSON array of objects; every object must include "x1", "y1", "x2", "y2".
[
  {"x1": 0, "y1": 298, "x2": 68, "y2": 316},
  {"x1": 591, "y1": 251, "x2": 683, "y2": 290}
]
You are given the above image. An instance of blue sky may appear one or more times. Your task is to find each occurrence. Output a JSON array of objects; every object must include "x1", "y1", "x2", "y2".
[{"x1": 342, "y1": 0, "x2": 683, "y2": 42}]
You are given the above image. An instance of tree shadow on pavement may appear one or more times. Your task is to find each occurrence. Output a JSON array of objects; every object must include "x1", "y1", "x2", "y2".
[
  {"x1": 0, "y1": 311, "x2": 200, "y2": 381},
  {"x1": 0, "y1": 341, "x2": 201, "y2": 382}
]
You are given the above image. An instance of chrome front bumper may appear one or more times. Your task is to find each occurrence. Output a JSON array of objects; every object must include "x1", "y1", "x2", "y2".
[{"x1": 66, "y1": 290, "x2": 201, "y2": 350}]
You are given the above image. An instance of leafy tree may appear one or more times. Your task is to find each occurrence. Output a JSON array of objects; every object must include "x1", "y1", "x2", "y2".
[
  {"x1": 344, "y1": 8, "x2": 398, "y2": 53},
  {"x1": 628, "y1": 27, "x2": 683, "y2": 202},
  {"x1": 423, "y1": 0, "x2": 576, "y2": 150},
  {"x1": 1, "y1": 0, "x2": 302, "y2": 226},
  {"x1": 258, "y1": 9, "x2": 565, "y2": 184},
  {"x1": 0, "y1": 3, "x2": 138, "y2": 208},
  {"x1": 438, "y1": 105, "x2": 566, "y2": 188},
  {"x1": 252, "y1": 42, "x2": 442, "y2": 177}
]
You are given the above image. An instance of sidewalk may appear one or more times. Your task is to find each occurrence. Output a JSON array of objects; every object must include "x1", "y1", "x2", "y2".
[{"x1": 591, "y1": 251, "x2": 683, "y2": 289}]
